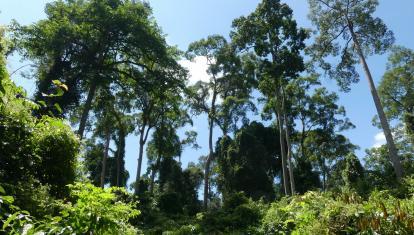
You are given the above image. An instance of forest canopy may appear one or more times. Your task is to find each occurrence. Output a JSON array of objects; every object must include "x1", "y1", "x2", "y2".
[{"x1": 1, "y1": 0, "x2": 414, "y2": 234}]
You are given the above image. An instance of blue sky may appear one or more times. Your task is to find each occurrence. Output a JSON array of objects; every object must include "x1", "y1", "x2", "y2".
[{"x1": 1, "y1": 0, "x2": 414, "y2": 187}]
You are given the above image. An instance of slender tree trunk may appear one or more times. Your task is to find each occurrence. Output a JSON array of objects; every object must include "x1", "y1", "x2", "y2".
[
  {"x1": 284, "y1": 113, "x2": 295, "y2": 195},
  {"x1": 78, "y1": 82, "x2": 97, "y2": 139},
  {"x1": 113, "y1": 113, "x2": 126, "y2": 187},
  {"x1": 348, "y1": 23, "x2": 403, "y2": 179},
  {"x1": 282, "y1": 89, "x2": 295, "y2": 194},
  {"x1": 134, "y1": 134, "x2": 145, "y2": 195},
  {"x1": 116, "y1": 146, "x2": 121, "y2": 187},
  {"x1": 204, "y1": 88, "x2": 217, "y2": 210},
  {"x1": 116, "y1": 129, "x2": 125, "y2": 187},
  {"x1": 100, "y1": 130, "x2": 110, "y2": 188},
  {"x1": 203, "y1": 123, "x2": 214, "y2": 209},
  {"x1": 300, "y1": 118, "x2": 306, "y2": 159},
  {"x1": 276, "y1": 111, "x2": 290, "y2": 196},
  {"x1": 322, "y1": 170, "x2": 326, "y2": 191}
]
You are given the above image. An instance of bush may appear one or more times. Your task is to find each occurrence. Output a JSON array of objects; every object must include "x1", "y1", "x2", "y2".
[
  {"x1": 32, "y1": 117, "x2": 80, "y2": 198},
  {"x1": 1, "y1": 183, "x2": 141, "y2": 234},
  {"x1": 198, "y1": 192, "x2": 265, "y2": 234},
  {"x1": 261, "y1": 184, "x2": 414, "y2": 234}
]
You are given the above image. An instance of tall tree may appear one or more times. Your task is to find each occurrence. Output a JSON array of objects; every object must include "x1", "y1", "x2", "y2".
[
  {"x1": 131, "y1": 57, "x2": 187, "y2": 194},
  {"x1": 288, "y1": 77, "x2": 356, "y2": 190},
  {"x1": 112, "y1": 111, "x2": 134, "y2": 187},
  {"x1": 378, "y1": 46, "x2": 414, "y2": 144},
  {"x1": 231, "y1": 0, "x2": 308, "y2": 195},
  {"x1": 91, "y1": 88, "x2": 116, "y2": 188},
  {"x1": 307, "y1": 0, "x2": 403, "y2": 179},
  {"x1": 146, "y1": 112, "x2": 196, "y2": 194},
  {"x1": 186, "y1": 35, "x2": 255, "y2": 209},
  {"x1": 15, "y1": 0, "x2": 169, "y2": 139}
]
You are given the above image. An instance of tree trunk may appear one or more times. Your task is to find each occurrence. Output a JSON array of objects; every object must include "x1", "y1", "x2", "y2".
[
  {"x1": 348, "y1": 23, "x2": 403, "y2": 179},
  {"x1": 322, "y1": 170, "x2": 326, "y2": 191},
  {"x1": 134, "y1": 134, "x2": 145, "y2": 195},
  {"x1": 204, "y1": 88, "x2": 217, "y2": 210},
  {"x1": 276, "y1": 111, "x2": 290, "y2": 196},
  {"x1": 282, "y1": 88, "x2": 295, "y2": 195},
  {"x1": 100, "y1": 130, "x2": 110, "y2": 188},
  {"x1": 300, "y1": 118, "x2": 306, "y2": 159},
  {"x1": 113, "y1": 112, "x2": 126, "y2": 187},
  {"x1": 77, "y1": 82, "x2": 97, "y2": 139},
  {"x1": 116, "y1": 128, "x2": 125, "y2": 187},
  {"x1": 284, "y1": 112, "x2": 295, "y2": 195}
]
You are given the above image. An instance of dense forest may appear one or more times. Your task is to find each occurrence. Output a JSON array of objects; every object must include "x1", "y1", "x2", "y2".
[{"x1": 1, "y1": 0, "x2": 414, "y2": 234}]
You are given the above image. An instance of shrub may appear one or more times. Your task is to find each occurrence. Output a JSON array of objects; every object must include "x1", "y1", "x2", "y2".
[
  {"x1": 261, "y1": 185, "x2": 414, "y2": 234},
  {"x1": 1, "y1": 183, "x2": 141, "y2": 234},
  {"x1": 198, "y1": 192, "x2": 265, "y2": 234}
]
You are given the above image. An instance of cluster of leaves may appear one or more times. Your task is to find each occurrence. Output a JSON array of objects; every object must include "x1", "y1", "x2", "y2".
[
  {"x1": 0, "y1": 28, "x2": 80, "y2": 221},
  {"x1": 159, "y1": 192, "x2": 266, "y2": 235},
  {"x1": 134, "y1": 160, "x2": 203, "y2": 234},
  {"x1": 261, "y1": 182, "x2": 414, "y2": 234},
  {"x1": 159, "y1": 180, "x2": 414, "y2": 234},
  {"x1": 215, "y1": 122, "x2": 281, "y2": 201},
  {"x1": 1, "y1": 25, "x2": 141, "y2": 234},
  {"x1": 1, "y1": 183, "x2": 140, "y2": 234}
]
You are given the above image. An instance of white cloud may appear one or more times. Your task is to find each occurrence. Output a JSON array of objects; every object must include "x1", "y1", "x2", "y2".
[
  {"x1": 373, "y1": 132, "x2": 386, "y2": 148},
  {"x1": 179, "y1": 56, "x2": 223, "y2": 104},
  {"x1": 179, "y1": 56, "x2": 210, "y2": 85}
]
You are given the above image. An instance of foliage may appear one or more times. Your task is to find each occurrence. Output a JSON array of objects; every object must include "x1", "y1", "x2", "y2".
[
  {"x1": 307, "y1": 0, "x2": 403, "y2": 180},
  {"x1": 197, "y1": 192, "x2": 265, "y2": 234},
  {"x1": 231, "y1": 0, "x2": 308, "y2": 196},
  {"x1": 185, "y1": 34, "x2": 256, "y2": 208},
  {"x1": 378, "y1": 46, "x2": 414, "y2": 143},
  {"x1": 1, "y1": 32, "x2": 79, "y2": 217},
  {"x1": 307, "y1": 0, "x2": 394, "y2": 91},
  {"x1": 216, "y1": 122, "x2": 281, "y2": 201},
  {"x1": 1, "y1": 183, "x2": 140, "y2": 235},
  {"x1": 262, "y1": 185, "x2": 414, "y2": 234},
  {"x1": 32, "y1": 117, "x2": 80, "y2": 198},
  {"x1": 3, "y1": 0, "x2": 414, "y2": 234}
]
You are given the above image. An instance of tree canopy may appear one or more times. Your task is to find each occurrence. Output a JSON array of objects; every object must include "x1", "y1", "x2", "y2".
[{"x1": 1, "y1": 0, "x2": 414, "y2": 233}]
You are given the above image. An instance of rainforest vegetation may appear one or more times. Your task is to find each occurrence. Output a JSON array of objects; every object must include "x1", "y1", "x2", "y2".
[{"x1": 1, "y1": 0, "x2": 414, "y2": 234}]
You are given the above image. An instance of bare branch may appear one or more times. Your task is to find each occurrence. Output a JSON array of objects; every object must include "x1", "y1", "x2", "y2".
[
  {"x1": 317, "y1": 0, "x2": 335, "y2": 10},
  {"x1": 10, "y1": 64, "x2": 33, "y2": 77}
]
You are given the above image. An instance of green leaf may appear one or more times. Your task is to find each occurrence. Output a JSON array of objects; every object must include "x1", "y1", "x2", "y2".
[
  {"x1": 54, "y1": 103, "x2": 62, "y2": 113},
  {"x1": 1, "y1": 195, "x2": 14, "y2": 204},
  {"x1": 37, "y1": 100, "x2": 47, "y2": 108},
  {"x1": 52, "y1": 88, "x2": 64, "y2": 97},
  {"x1": 52, "y1": 80, "x2": 62, "y2": 86},
  {"x1": 3, "y1": 212, "x2": 17, "y2": 230},
  {"x1": 0, "y1": 185, "x2": 5, "y2": 194}
]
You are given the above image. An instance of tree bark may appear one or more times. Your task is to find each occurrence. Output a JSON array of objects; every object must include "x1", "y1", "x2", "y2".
[
  {"x1": 116, "y1": 128, "x2": 125, "y2": 187},
  {"x1": 203, "y1": 87, "x2": 217, "y2": 210},
  {"x1": 276, "y1": 111, "x2": 290, "y2": 196},
  {"x1": 322, "y1": 168, "x2": 326, "y2": 191},
  {"x1": 100, "y1": 130, "x2": 110, "y2": 188},
  {"x1": 113, "y1": 112, "x2": 127, "y2": 187},
  {"x1": 134, "y1": 134, "x2": 145, "y2": 195},
  {"x1": 282, "y1": 88, "x2": 295, "y2": 195},
  {"x1": 78, "y1": 82, "x2": 97, "y2": 139},
  {"x1": 348, "y1": 23, "x2": 403, "y2": 179},
  {"x1": 284, "y1": 112, "x2": 295, "y2": 195},
  {"x1": 300, "y1": 118, "x2": 306, "y2": 159}
]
